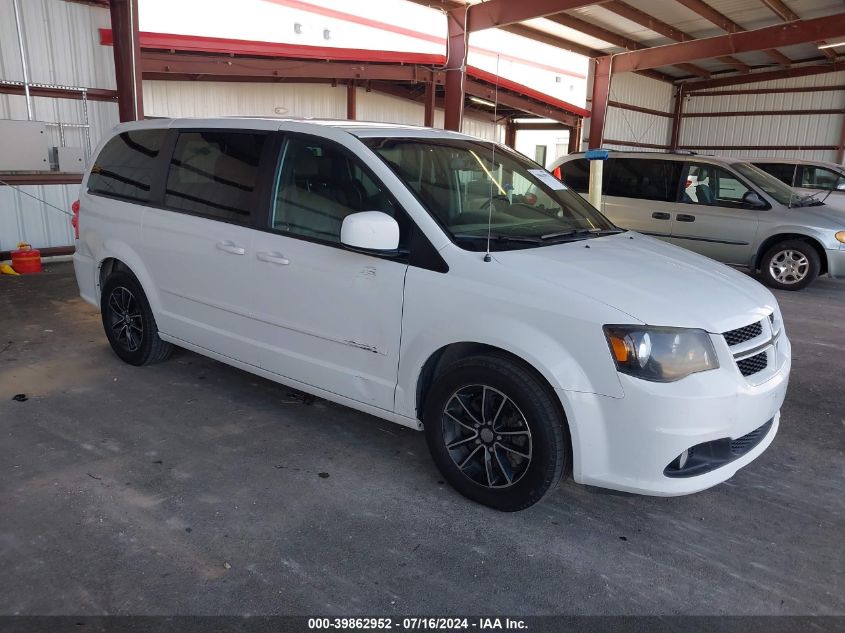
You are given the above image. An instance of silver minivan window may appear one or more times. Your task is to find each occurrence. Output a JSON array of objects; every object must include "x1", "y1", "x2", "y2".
[{"x1": 732, "y1": 162, "x2": 799, "y2": 206}]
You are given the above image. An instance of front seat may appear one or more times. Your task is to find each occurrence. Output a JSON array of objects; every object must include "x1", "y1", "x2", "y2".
[{"x1": 695, "y1": 183, "x2": 716, "y2": 205}]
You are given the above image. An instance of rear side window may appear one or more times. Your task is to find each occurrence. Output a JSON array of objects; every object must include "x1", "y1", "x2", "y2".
[
  {"x1": 88, "y1": 129, "x2": 167, "y2": 203},
  {"x1": 558, "y1": 158, "x2": 589, "y2": 193},
  {"x1": 605, "y1": 158, "x2": 682, "y2": 202},
  {"x1": 165, "y1": 130, "x2": 269, "y2": 223},
  {"x1": 755, "y1": 163, "x2": 798, "y2": 186}
]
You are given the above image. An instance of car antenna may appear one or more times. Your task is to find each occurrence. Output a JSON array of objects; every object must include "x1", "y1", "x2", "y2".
[{"x1": 483, "y1": 54, "x2": 501, "y2": 263}]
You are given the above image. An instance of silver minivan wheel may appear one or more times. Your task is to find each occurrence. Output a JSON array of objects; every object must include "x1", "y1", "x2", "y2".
[{"x1": 768, "y1": 249, "x2": 810, "y2": 285}]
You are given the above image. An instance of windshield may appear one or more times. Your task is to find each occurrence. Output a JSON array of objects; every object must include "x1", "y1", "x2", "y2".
[
  {"x1": 364, "y1": 137, "x2": 618, "y2": 251},
  {"x1": 732, "y1": 162, "x2": 804, "y2": 206}
]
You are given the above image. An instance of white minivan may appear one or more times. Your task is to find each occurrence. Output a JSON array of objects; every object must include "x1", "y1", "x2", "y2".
[{"x1": 73, "y1": 118, "x2": 790, "y2": 511}]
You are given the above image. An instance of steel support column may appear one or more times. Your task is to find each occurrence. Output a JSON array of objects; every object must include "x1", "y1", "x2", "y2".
[
  {"x1": 504, "y1": 119, "x2": 516, "y2": 148},
  {"x1": 424, "y1": 82, "x2": 436, "y2": 127},
  {"x1": 346, "y1": 81, "x2": 356, "y2": 120},
  {"x1": 568, "y1": 120, "x2": 582, "y2": 154},
  {"x1": 837, "y1": 112, "x2": 845, "y2": 164},
  {"x1": 109, "y1": 0, "x2": 143, "y2": 121},
  {"x1": 444, "y1": 6, "x2": 468, "y2": 132},
  {"x1": 670, "y1": 84, "x2": 684, "y2": 150},
  {"x1": 588, "y1": 57, "x2": 611, "y2": 149}
]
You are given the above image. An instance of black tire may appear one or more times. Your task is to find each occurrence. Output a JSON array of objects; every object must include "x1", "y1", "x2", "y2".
[
  {"x1": 101, "y1": 270, "x2": 172, "y2": 366},
  {"x1": 759, "y1": 239, "x2": 820, "y2": 291},
  {"x1": 423, "y1": 354, "x2": 568, "y2": 511}
]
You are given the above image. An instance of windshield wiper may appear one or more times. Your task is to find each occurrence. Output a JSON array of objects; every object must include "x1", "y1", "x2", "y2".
[
  {"x1": 453, "y1": 233, "x2": 542, "y2": 244},
  {"x1": 540, "y1": 228, "x2": 622, "y2": 241}
]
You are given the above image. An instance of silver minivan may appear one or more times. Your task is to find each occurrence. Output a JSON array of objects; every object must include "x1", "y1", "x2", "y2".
[{"x1": 551, "y1": 151, "x2": 845, "y2": 290}]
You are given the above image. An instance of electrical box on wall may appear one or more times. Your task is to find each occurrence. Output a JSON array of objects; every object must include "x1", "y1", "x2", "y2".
[
  {"x1": 52, "y1": 147, "x2": 86, "y2": 173},
  {"x1": 0, "y1": 120, "x2": 50, "y2": 171}
]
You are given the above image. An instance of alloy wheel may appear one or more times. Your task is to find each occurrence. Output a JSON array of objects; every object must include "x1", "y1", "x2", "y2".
[
  {"x1": 441, "y1": 385, "x2": 533, "y2": 489},
  {"x1": 107, "y1": 286, "x2": 144, "y2": 352},
  {"x1": 769, "y1": 249, "x2": 810, "y2": 285}
]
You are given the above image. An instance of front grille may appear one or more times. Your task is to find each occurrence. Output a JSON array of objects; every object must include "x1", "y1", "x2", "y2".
[
  {"x1": 730, "y1": 418, "x2": 774, "y2": 456},
  {"x1": 723, "y1": 321, "x2": 763, "y2": 346},
  {"x1": 737, "y1": 351, "x2": 768, "y2": 377}
]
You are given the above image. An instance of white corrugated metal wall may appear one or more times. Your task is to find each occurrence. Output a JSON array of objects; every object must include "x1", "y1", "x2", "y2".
[
  {"x1": 0, "y1": 0, "x2": 119, "y2": 252},
  {"x1": 143, "y1": 80, "x2": 504, "y2": 141},
  {"x1": 680, "y1": 71, "x2": 845, "y2": 163},
  {"x1": 582, "y1": 71, "x2": 675, "y2": 152}
]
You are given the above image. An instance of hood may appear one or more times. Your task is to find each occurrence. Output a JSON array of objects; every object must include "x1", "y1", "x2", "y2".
[{"x1": 494, "y1": 232, "x2": 776, "y2": 334}]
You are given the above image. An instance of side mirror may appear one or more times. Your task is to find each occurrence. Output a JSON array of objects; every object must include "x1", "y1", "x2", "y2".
[
  {"x1": 836, "y1": 182, "x2": 845, "y2": 191},
  {"x1": 742, "y1": 191, "x2": 767, "y2": 209},
  {"x1": 341, "y1": 211, "x2": 400, "y2": 253}
]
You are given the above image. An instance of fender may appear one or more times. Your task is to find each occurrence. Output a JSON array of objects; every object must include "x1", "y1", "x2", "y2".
[
  {"x1": 97, "y1": 238, "x2": 163, "y2": 316},
  {"x1": 394, "y1": 312, "x2": 625, "y2": 421}
]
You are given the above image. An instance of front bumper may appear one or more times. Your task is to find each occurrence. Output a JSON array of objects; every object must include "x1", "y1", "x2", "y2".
[
  {"x1": 826, "y1": 247, "x2": 845, "y2": 278},
  {"x1": 558, "y1": 332, "x2": 791, "y2": 496}
]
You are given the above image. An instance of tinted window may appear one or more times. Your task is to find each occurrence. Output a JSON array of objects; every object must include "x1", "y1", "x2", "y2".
[
  {"x1": 800, "y1": 165, "x2": 845, "y2": 190},
  {"x1": 754, "y1": 163, "x2": 798, "y2": 186},
  {"x1": 605, "y1": 158, "x2": 682, "y2": 202},
  {"x1": 272, "y1": 137, "x2": 401, "y2": 244},
  {"x1": 88, "y1": 129, "x2": 167, "y2": 202},
  {"x1": 558, "y1": 158, "x2": 589, "y2": 193},
  {"x1": 164, "y1": 130, "x2": 268, "y2": 222}
]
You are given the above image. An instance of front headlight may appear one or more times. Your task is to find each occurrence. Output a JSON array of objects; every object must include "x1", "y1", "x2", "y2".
[
  {"x1": 604, "y1": 325, "x2": 719, "y2": 382},
  {"x1": 835, "y1": 231, "x2": 845, "y2": 244}
]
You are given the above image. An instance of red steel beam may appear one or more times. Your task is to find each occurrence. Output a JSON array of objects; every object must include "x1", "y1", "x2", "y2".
[
  {"x1": 0, "y1": 173, "x2": 83, "y2": 186},
  {"x1": 504, "y1": 119, "x2": 517, "y2": 148},
  {"x1": 0, "y1": 84, "x2": 117, "y2": 101},
  {"x1": 670, "y1": 84, "x2": 684, "y2": 149},
  {"x1": 588, "y1": 56, "x2": 611, "y2": 148},
  {"x1": 463, "y1": 78, "x2": 581, "y2": 126},
  {"x1": 601, "y1": 0, "x2": 751, "y2": 73},
  {"x1": 547, "y1": 13, "x2": 711, "y2": 77},
  {"x1": 688, "y1": 84, "x2": 845, "y2": 96},
  {"x1": 683, "y1": 108, "x2": 845, "y2": 117},
  {"x1": 608, "y1": 13, "x2": 845, "y2": 73},
  {"x1": 109, "y1": 0, "x2": 143, "y2": 121},
  {"x1": 424, "y1": 82, "x2": 436, "y2": 127},
  {"x1": 682, "y1": 61, "x2": 845, "y2": 89},
  {"x1": 444, "y1": 5, "x2": 468, "y2": 131},
  {"x1": 346, "y1": 81, "x2": 356, "y2": 120},
  {"x1": 837, "y1": 113, "x2": 845, "y2": 163},
  {"x1": 140, "y1": 52, "x2": 442, "y2": 83},
  {"x1": 465, "y1": 0, "x2": 603, "y2": 32},
  {"x1": 758, "y1": 0, "x2": 836, "y2": 59},
  {"x1": 568, "y1": 120, "x2": 582, "y2": 153},
  {"x1": 673, "y1": 0, "x2": 793, "y2": 66}
]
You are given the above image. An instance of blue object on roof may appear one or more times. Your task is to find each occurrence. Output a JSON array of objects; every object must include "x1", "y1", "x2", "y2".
[{"x1": 585, "y1": 149, "x2": 609, "y2": 161}]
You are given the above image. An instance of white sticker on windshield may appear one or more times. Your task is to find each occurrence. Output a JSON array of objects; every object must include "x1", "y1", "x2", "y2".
[{"x1": 528, "y1": 168, "x2": 567, "y2": 191}]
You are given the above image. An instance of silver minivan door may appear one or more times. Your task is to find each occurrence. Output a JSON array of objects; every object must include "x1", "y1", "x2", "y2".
[
  {"x1": 600, "y1": 157, "x2": 683, "y2": 239},
  {"x1": 668, "y1": 162, "x2": 761, "y2": 266}
]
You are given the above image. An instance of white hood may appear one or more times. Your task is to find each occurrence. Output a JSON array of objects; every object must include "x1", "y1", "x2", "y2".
[{"x1": 494, "y1": 232, "x2": 777, "y2": 334}]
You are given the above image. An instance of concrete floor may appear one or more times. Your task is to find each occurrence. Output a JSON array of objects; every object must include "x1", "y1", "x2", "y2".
[{"x1": 1, "y1": 262, "x2": 843, "y2": 616}]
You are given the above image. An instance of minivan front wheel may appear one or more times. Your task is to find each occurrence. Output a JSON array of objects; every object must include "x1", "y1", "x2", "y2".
[
  {"x1": 423, "y1": 355, "x2": 568, "y2": 511},
  {"x1": 760, "y1": 239, "x2": 820, "y2": 291},
  {"x1": 101, "y1": 271, "x2": 172, "y2": 365}
]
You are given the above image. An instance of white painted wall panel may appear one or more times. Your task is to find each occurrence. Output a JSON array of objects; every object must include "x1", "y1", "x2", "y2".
[
  {"x1": 610, "y1": 72, "x2": 673, "y2": 114},
  {"x1": 680, "y1": 70, "x2": 845, "y2": 163},
  {"x1": 0, "y1": 183, "x2": 78, "y2": 251},
  {"x1": 0, "y1": 0, "x2": 114, "y2": 89}
]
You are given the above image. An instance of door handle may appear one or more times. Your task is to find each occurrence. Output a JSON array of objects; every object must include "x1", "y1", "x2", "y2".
[
  {"x1": 677, "y1": 214, "x2": 696, "y2": 222},
  {"x1": 256, "y1": 251, "x2": 290, "y2": 266},
  {"x1": 652, "y1": 212, "x2": 671, "y2": 220},
  {"x1": 216, "y1": 240, "x2": 246, "y2": 255}
]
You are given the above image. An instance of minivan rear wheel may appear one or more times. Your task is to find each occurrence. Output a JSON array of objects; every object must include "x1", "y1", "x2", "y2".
[
  {"x1": 423, "y1": 354, "x2": 568, "y2": 511},
  {"x1": 101, "y1": 271, "x2": 172, "y2": 366},
  {"x1": 759, "y1": 239, "x2": 820, "y2": 291}
]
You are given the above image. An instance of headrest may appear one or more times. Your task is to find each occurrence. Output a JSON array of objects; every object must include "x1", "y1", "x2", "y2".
[{"x1": 293, "y1": 151, "x2": 319, "y2": 179}]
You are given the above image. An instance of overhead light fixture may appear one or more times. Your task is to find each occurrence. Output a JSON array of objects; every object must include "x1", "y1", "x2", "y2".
[
  {"x1": 818, "y1": 41, "x2": 845, "y2": 49},
  {"x1": 469, "y1": 96, "x2": 496, "y2": 107}
]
